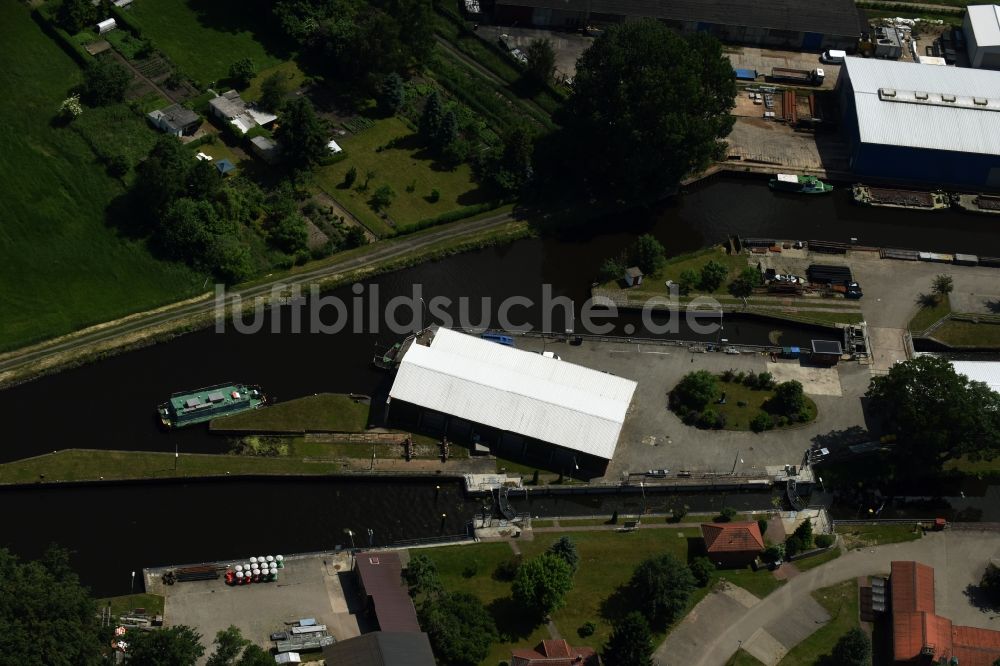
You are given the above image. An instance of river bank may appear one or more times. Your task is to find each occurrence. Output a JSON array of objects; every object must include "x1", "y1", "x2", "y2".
[{"x1": 0, "y1": 214, "x2": 531, "y2": 390}]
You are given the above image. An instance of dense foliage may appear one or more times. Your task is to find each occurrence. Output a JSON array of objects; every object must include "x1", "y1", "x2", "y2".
[
  {"x1": 57, "y1": 0, "x2": 96, "y2": 34},
  {"x1": 403, "y1": 553, "x2": 442, "y2": 598},
  {"x1": 271, "y1": 0, "x2": 433, "y2": 90},
  {"x1": 418, "y1": 592, "x2": 497, "y2": 666},
  {"x1": 671, "y1": 371, "x2": 720, "y2": 412},
  {"x1": 629, "y1": 553, "x2": 695, "y2": 628},
  {"x1": 560, "y1": 20, "x2": 735, "y2": 202},
  {"x1": 512, "y1": 553, "x2": 574, "y2": 617},
  {"x1": 831, "y1": 627, "x2": 872, "y2": 666},
  {"x1": 126, "y1": 625, "x2": 205, "y2": 666},
  {"x1": 784, "y1": 518, "x2": 814, "y2": 557},
  {"x1": 602, "y1": 611, "x2": 654, "y2": 666},
  {"x1": 81, "y1": 59, "x2": 131, "y2": 107},
  {"x1": 524, "y1": 38, "x2": 555, "y2": 85},
  {"x1": 866, "y1": 356, "x2": 1000, "y2": 472},
  {"x1": 274, "y1": 97, "x2": 328, "y2": 170},
  {"x1": 206, "y1": 626, "x2": 271, "y2": 666},
  {"x1": 0, "y1": 547, "x2": 103, "y2": 665}
]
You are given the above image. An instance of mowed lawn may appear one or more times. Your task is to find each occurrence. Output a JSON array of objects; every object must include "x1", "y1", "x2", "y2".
[
  {"x1": 422, "y1": 528, "x2": 783, "y2": 662},
  {"x1": 128, "y1": 0, "x2": 288, "y2": 84},
  {"x1": 0, "y1": 3, "x2": 200, "y2": 352},
  {"x1": 314, "y1": 117, "x2": 497, "y2": 236}
]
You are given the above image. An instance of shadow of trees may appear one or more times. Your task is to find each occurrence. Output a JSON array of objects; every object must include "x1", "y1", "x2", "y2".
[{"x1": 487, "y1": 596, "x2": 542, "y2": 642}]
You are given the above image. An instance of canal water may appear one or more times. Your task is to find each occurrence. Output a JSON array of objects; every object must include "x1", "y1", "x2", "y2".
[{"x1": 4, "y1": 175, "x2": 1000, "y2": 594}]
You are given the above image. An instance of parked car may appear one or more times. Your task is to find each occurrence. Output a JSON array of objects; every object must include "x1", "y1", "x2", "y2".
[
  {"x1": 541, "y1": 351, "x2": 561, "y2": 360},
  {"x1": 821, "y1": 49, "x2": 847, "y2": 64},
  {"x1": 646, "y1": 469, "x2": 669, "y2": 478},
  {"x1": 510, "y1": 48, "x2": 528, "y2": 65}
]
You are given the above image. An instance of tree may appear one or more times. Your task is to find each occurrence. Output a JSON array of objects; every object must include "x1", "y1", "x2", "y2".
[
  {"x1": 419, "y1": 91, "x2": 443, "y2": 143},
  {"x1": 137, "y1": 136, "x2": 194, "y2": 214},
  {"x1": 716, "y1": 506, "x2": 738, "y2": 523},
  {"x1": 548, "y1": 536, "x2": 580, "y2": 574},
  {"x1": 344, "y1": 226, "x2": 367, "y2": 248},
  {"x1": 982, "y1": 562, "x2": 1000, "y2": 606},
  {"x1": 377, "y1": 72, "x2": 406, "y2": 114},
  {"x1": 157, "y1": 198, "x2": 215, "y2": 262},
  {"x1": 57, "y1": 0, "x2": 96, "y2": 34},
  {"x1": 831, "y1": 627, "x2": 871, "y2": 666},
  {"x1": 866, "y1": 356, "x2": 1000, "y2": 472},
  {"x1": 602, "y1": 612, "x2": 654, "y2": 666},
  {"x1": 729, "y1": 266, "x2": 761, "y2": 298},
  {"x1": 700, "y1": 260, "x2": 729, "y2": 292},
  {"x1": 671, "y1": 370, "x2": 720, "y2": 412},
  {"x1": 343, "y1": 166, "x2": 358, "y2": 188},
  {"x1": 0, "y1": 547, "x2": 103, "y2": 665},
  {"x1": 205, "y1": 234, "x2": 254, "y2": 284},
  {"x1": 228, "y1": 58, "x2": 256, "y2": 88},
  {"x1": 258, "y1": 72, "x2": 288, "y2": 113},
  {"x1": 403, "y1": 554, "x2": 441, "y2": 598},
  {"x1": 274, "y1": 97, "x2": 327, "y2": 170},
  {"x1": 485, "y1": 123, "x2": 534, "y2": 193},
  {"x1": 207, "y1": 626, "x2": 269, "y2": 666},
  {"x1": 690, "y1": 556, "x2": 715, "y2": 587},
  {"x1": 266, "y1": 211, "x2": 308, "y2": 254},
  {"x1": 370, "y1": 184, "x2": 395, "y2": 211},
  {"x1": 630, "y1": 553, "x2": 696, "y2": 628},
  {"x1": 792, "y1": 518, "x2": 813, "y2": 548},
  {"x1": 81, "y1": 58, "x2": 131, "y2": 107},
  {"x1": 561, "y1": 21, "x2": 735, "y2": 202},
  {"x1": 126, "y1": 625, "x2": 205, "y2": 666},
  {"x1": 766, "y1": 380, "x2": 807, "y2": 418},
  {"x1": 59, "y1": 94, "x2": 83, "y2": 120},
  {"x1": 436, "y1": 110, "x2": 459, "y2": 154},
  {"x1": 932, "y1": 274, "x2": 954, "y2": 302},
  {"x1": 525, "y1": 38, "x2": 556, "y2": 85},
  {"x1": 599, "y1": 256, "x2": 626, "y2": 283},
  {"x1": 631, "y1": 234, "x2": 665, "y2": 275},
  {"x1": 678, "y1": 268, "x2": 699, "y2": 296},
  {"x1": 512, "y1": 553, "x2": 574, "y2": 617},
  {"x1": 419, "y1": 592, "x2": 496, "y2": 666}
]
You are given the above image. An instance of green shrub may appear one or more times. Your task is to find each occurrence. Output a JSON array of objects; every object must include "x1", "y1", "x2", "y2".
[
  {"x1": 715, "y1": 507, "x2": 738, "y2": 523},
  {"x1": 689, "y1": 557, "x2": 715, "y2": 587},
  {"x1": 698, "y1": 409, "x2": 718, "y2": 430},
  {"x1": 815, "y1": 534, "x2": 835, "y2": 549},
  {"x1": 578, "y1": 621, "x2": 596, "y2": 638},
  {"x1": 750, "y1": 413, "x2": 773, "y2": 432}
]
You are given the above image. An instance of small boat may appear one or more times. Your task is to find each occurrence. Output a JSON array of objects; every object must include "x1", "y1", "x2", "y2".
[
  {"x1": 852, "y1": 184, "x2": 949, "y2": 210},
  {"x1": 768, "y1": 174, "x2": 834, "y2": 194},
  {"x1": 951, "y1": 192, "x2": 1000, "y2": 215}
]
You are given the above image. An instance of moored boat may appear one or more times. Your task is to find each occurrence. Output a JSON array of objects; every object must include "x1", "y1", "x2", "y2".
[
  {"x1": 158, "y1": 382, "x2": 266, "y2": 428},
  {"x1": 852, "y1": 184, "x2": 949, "y2": 210},
  {"x1": 768, "y1": 173, "x2": 834, "y2": 194},
  {"x1": 951, "y1": 192, "x2": 1000, "y2": 215}
]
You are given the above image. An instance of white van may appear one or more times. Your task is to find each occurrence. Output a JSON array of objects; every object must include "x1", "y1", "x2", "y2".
[{"x1": 821, "y1": 49, "x2": 847, "y2": 64}]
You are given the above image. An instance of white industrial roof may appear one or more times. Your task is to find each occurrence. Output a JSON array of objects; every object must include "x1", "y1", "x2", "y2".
[
  {"x1": 951, "y1": 360, "x2": 1000, "y2": 393},
  {"x1": 844, "y1": 56, "x2": 1000, "y2": 155},
  {"x1": 968, "y1": 5, "x2": 1000, "y2": 47},
  {"x1": 389, "y1": 328, "x2": 637, "y2": 459}
]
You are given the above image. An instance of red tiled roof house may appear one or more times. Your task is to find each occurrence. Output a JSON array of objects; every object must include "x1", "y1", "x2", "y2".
[
  {"x1": 701, "y1": 522, "x2": 765, "y2": 568},
  {"x1": 891, "y1": 560, "x2": 1000, "y2": 665},
  {"x1": 511, "y1": 639, "x2": 600, "y2": 666}
]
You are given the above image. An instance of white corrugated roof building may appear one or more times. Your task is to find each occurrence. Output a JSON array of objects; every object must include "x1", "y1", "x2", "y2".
[
  {"x1": 951, "y1": 360, "x2": 1000, "y2": 393},
  {"x1": 388, "y1": 328, "x2": 637, "y2": 460},
  {"x1": 842, "y1": 56, "x2": 1000, "y2": 155},
  {"x1": 966, "y1": 5, "x2": 1000, "y2": 69}
]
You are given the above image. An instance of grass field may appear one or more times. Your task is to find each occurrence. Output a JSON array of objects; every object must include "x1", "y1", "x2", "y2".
[
  {"x1": 97, "y1": 593, "x2": 165, "y2": 618},
  {"x1": 314, "y1": 117, "x2": 498, "y2": 236},
  {"x1": 794, "y1": 547, "x2": 842, "y2": 572},
  {"x1": 835, "y1": 523, "x2": 922, "y2": 549},
  {"x1": 777, "y1": 580, "x2": 860, "y2": 666},
  {"x1": 210, "y1": 393, "x2": 370, "y2": 432},
  {"x1": 908, "y1": 295, "x2": 950, "y2": 333},
  {"x1": 598, "y1": 246, "x2": 748, "y2": 297},
  {"x1": 128, "y1": 0, "x2": 289, "y2": 85},
  {"x1": 0, "y1": 3, "x2": 201, "y2": 352},
  {"x1": 945, "y1": 456, "x2": 1000, "y2": 474},
  {"x1": 241, "y1": 61, "x2": 306, "y2": 103},
  {"x1": 727, "y1": 650, "x2": 767, "y2": 666},
  {"x1": 710, "y1": 379, "x2": 817, "y2": 431},
  {"x1": 932, "y1": 319, "x2": 1000, "y2": 348},
  {"x1": 0, "y1": 449, "x2": 350, "y2": 485},
  {"x1": 423, "y1": 527, "x2": 783, "y2": 661}
]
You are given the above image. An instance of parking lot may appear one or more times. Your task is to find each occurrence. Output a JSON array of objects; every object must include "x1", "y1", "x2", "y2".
[{"x1": 475, "y1": 25, "x2": 593, "y2": 79}]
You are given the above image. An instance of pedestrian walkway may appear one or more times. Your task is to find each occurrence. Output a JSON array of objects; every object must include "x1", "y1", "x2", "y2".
[{"x1": 655, "y1": 530, "x2": 1000, "y2": 666}]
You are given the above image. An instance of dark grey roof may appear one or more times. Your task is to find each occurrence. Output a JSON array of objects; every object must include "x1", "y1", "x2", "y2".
[
  {"x1": 320, "y1": 632, "x2": 436, "y2": 666},
  {"x1": 160, "y1": 103, "x2": 199, "y2": 129},
  {"x1": 494, "y1": 0, "x2": 863, "y2": 38},
  {"x1": 811, "y1": 340, "x2": 843, "y2": 355}
]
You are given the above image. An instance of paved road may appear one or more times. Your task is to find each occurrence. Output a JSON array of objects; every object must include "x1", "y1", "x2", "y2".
[
  {"x1": 655, "y1": 529, "x2": 1000, "y2": 666},
  {"x1": 0, "y1": 211, "x2": 519, "y2": 380}
]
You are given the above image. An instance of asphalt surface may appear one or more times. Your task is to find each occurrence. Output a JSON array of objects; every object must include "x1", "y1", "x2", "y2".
[{"x1": 0, "y1": 211, "x2": 519, "y2": 380}]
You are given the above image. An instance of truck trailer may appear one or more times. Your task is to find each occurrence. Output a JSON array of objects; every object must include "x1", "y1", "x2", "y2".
[{"x1": 770, "y1": 67, "x2": 824, "y2": 85}]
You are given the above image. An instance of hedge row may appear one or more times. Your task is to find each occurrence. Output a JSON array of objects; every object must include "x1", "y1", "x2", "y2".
[{"x1": 394, "y1": 199, "x2": 510, "y2": 236}]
